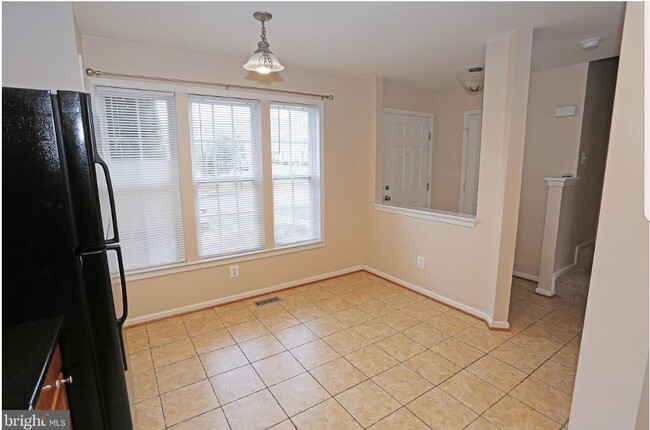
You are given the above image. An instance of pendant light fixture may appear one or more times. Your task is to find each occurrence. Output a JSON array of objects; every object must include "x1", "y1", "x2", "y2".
[
  {"x1": 457, "y1": 66, "x2": 485, "y2": 94},
  {"x1": 243, "y1": 11, "x2": 284, "y2": 74}
]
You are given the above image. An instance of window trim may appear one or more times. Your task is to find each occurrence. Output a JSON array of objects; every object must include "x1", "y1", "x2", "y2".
[
  {"x1": 373, "y1": 203, "x2": 476, "y2": 228},
  {"x1": 121, "y1": 240, "x2": 325, "y2": 282},
  {"x1": 88, "y1": 76, "x2": 325, "y2": 279}
]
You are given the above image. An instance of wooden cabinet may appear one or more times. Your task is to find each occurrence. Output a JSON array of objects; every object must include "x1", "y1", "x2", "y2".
[{"x1": 35, "y1": 345, "x2": 72, "y2": 411}]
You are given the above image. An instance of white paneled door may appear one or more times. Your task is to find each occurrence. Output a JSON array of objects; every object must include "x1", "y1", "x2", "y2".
[{"x1": 383, "y1": 111, "x2": 432, "y2": 208}]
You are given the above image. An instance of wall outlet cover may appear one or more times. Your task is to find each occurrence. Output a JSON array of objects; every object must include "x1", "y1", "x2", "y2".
[{"x1": 229, "y1": 265, "x2": 239, "y2": 278}]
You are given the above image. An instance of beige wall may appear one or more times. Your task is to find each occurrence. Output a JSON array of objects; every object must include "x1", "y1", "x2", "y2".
[
  {"x1": 554, "y1": 58, "x2": 618, "y2": 273},
  {"x1": 570, "y1": 58, "x2": 619, "y2": 247},
  {"x1": 637, "y1": 363, "x2": 649, "y2": 430},
  {"x1": 431, "y1": 87, "x2": 484, "y2": 212},
  {"x1": 383, "y1": 81, "x2": 436, "y2": 113},
  {"x1": 570, "y1": 3, "x2": 649, "y2": 427},
  {"x1": 513, "y1": 64, "x2": 588, "y2": 277},
  {"x1": 81, "y1": 36, "x2": 368, "y2": 320},
  {"x1": 368, "y1": 77, "x2": 385, "y2": 205},
  {"x1": 384, "y1": 61, "x2": 604, "y2": 280},
  {"x1": 2, "y1": 2, "x2": 83, "y2": 91},
  {"x1": 515, "y1": 58, "x2": 617, "y2": 280},
  {"x1": 366, "y1": 30, "x2": 532, "y2": 325},
  {"x1": 381, "y1": 81, "x2": 483, "y2": 213}
]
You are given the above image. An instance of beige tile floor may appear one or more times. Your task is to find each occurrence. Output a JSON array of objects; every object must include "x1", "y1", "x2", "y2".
[{"x1": 125, "y1": 272, "x2": 584, "y2": 430}]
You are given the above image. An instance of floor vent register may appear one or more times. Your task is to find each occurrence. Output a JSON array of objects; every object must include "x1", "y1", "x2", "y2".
[{"x1": 254, "y1": 296, "x2": 281, "y2": 307}]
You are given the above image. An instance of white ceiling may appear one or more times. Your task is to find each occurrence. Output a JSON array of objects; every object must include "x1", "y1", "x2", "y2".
[{"x1": 73, "y1": 2, "x2": 625, "y2": 92}]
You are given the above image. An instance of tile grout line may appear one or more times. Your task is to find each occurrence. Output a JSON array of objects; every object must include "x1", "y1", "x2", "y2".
[
  {"x1": 149, "y1": 282, "x2": 468, "y2": 428},
  {"x1": 236, "y1": 302, "x2": 346, "y2": 427},
  {"x1": 397, "y1": 291, "x2": 580, "y2": 428},
  {"x1": 171, "y1": 314, "x2": 229, "y2": 430},
  {"x1": 226, "y1": 333, "x2": 336, "y2": 428},
  {"x1": 464, "y1": 306, "x2": 583, "y2": 428},
  {"x1": 128, "y1": 273, "x2": 580, "y2": 430},
  {"x1": 479, "y1": 330, "x2": 582, "y2": 427},
  {"x1": 272, "y1": 290, "x2": 426, "y2": 428}
]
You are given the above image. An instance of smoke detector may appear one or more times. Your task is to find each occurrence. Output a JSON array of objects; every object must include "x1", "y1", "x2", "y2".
[{"x1": 581, "y1": 37, "x2": 602, "y2": 50}]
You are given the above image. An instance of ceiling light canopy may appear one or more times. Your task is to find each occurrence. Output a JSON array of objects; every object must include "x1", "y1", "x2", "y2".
[
  {"x1": 243, "y1": 11, "x2": 284, "y2": 74},
  {"x1": 457, "y1": 66, "x2": 485, "y2": 94}
]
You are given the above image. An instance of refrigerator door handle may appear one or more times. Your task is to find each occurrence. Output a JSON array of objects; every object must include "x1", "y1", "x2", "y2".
[
  {"x1": 95, "y1": 155, "x2": 120, "y2": 245},
  {"x1": 107, "y1": 244, "x2": 128, "y2": 326},
  {"x1": 106, "y1": 243, "x2": 129, "y2": 370}
]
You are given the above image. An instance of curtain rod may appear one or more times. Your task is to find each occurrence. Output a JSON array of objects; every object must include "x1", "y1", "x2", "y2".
[{"x1": 85, "y1": 68, "x2": 334, "y2": 101}]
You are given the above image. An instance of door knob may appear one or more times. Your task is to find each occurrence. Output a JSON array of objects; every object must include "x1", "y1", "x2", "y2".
[
  {"x1": 57, "y1": 375, "x2": 73, "y2": 388},
  {"x1": 43, "y1": 375, "x2": 73, "y2": 391},
  {"x1": 42, "y1": 375, "x2": 72, "y2": 391},
  {"x1": 384, "y1": 196, "x2": 391, "y2": 201}
]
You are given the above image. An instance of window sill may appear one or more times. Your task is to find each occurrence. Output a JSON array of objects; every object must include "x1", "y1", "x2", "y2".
[
  {"x1": 113, "y1": 240, "x2": 325, "y2": 283},
  {"x1": 373, "y1": 203, "x2": 476, "y2": 228}
]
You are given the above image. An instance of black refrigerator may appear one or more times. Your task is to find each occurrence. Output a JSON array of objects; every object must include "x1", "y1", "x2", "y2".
[{"x1": 2, "y1": 87, "x2": 133, "y2": 430}]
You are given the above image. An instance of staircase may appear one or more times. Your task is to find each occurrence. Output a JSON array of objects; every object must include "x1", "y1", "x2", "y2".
[{"x1": 555, "y1": 244, "x2": 594, "y2": 304}]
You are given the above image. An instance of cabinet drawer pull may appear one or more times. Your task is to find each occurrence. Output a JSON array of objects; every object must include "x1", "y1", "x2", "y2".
[{"x1": 42, "y1": 375, "x2": 73, "y2": 391}]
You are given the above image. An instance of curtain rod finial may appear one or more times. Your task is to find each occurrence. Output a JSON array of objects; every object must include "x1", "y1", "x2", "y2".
[{"x1": 85, "y1": 68, "x2": 98, "y2": 77}]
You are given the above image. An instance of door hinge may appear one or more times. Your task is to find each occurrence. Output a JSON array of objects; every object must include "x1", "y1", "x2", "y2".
[
  {"x1": 428, "y1": 132, "x2": 432, "y2": 141},
  {"x1": 427, "y1": 182, "x2": 430, "y2": 191}
]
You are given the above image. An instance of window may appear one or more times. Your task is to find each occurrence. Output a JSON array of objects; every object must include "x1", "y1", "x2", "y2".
[
  {"x1": 92, "y1": 82, "x2": 323, "y2": 274},
  {"x1": 189, "y1": 96, "x2": 264, "y2": 258},
  {"x1": 271, "y1": 103, "x2": 321, "y2": 245},
  {"x1": 94, "y1": 87, "x2": 185, "y2": 271}
]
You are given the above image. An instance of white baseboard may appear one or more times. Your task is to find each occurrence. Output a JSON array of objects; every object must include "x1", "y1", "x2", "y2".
[
  {"x1": 512, "y1": 271, "x2": 539, "y2": 282},
  {"x1": 555, "y1": 239, "x2": 595, "y2": 279},
  {"x1": 550, "y1": 239, "x2": 595, "y2": 293},
  {"x1": 487, "y1": 319, "x2": 510, "y2": 329},
  {"x1": 576, "y1": 239, "x2": 596, "y2": 255},
  {"x1": 535, "y1": 287, "x2": 555, "y2": 297},
  {"x1": 124, "y1": 265, "x2": 365, "y2": 327},
  {"x1": 125, "y1": 263, "x2": 511, "y2": 331},
  {"x1": 550, "y1": 262, "x2": 576, "y2": 294},
  {"x1": 362, "y1": 266, "x2": 509, "y2": 330},
  {"x1": 554, "y1": 261, "x2": 577, "y2": 279}
]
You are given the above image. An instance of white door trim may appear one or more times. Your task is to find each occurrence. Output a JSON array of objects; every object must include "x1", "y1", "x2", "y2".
[
  {"x1": 459, "y1": 109, "x2": 483, "y2": 214},
  {"x1": 383, "y1": 108, "x2": 434, "y2": 208},
  {"x1": 463, "y1": 109, "x2": 484, "y2": 129}
]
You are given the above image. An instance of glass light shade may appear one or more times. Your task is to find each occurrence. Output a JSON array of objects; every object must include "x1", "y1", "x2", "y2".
[
  {"x1": 457, "y1": 70, "x2": 484, "y2": 93},
  {"x1": 243, "y1": 50, "x2": 284, "y2": 74}
]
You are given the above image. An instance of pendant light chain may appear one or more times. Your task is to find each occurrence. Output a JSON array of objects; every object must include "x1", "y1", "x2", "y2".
[{"x1": 259, "y1": 20, "x2": 273, "y2": 70}]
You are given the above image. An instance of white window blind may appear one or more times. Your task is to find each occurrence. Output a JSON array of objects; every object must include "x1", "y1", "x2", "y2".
[
  {"x1": 270, "y1": 103, "x2": 321, "y2": 246},
  {"x1": 189, "y1": 95, "x2": 264, "y2": 258},
  {"x1": 93, "y1": 86, "x2": 186, "y2": 272}
]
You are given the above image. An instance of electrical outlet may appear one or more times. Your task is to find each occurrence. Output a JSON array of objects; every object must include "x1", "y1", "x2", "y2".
[
  {"x1": 229, "y1": 264, "x2": 239, "y2": 278},
  {"x1": 417, "y1": 256, "x2": 425, "y2": 269}
]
